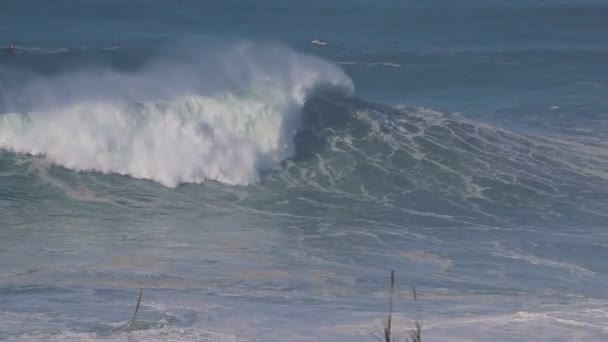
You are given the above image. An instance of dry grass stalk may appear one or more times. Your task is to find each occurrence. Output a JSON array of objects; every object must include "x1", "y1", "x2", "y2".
[{"x1": 125, "y1": 288, "x2": 143, "y2": 331}]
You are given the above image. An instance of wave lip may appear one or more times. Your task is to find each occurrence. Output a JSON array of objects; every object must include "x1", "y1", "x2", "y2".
[{"x1": 0, "y1": 42, "x2": 354, "y2": 187}]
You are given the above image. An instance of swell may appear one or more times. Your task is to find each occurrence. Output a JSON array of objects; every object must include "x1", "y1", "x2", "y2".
[{"x1": 289, "y1": 93, "x2": 608, "y2": 225}]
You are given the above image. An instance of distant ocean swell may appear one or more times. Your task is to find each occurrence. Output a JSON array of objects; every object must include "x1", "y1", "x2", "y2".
[{"x1": 0, "y1": 42, "x2": 606, "y2": 223}]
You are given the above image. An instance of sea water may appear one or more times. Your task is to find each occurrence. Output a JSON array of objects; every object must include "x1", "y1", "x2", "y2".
[{"x1": 1, "y1": 1, "x2": 607, "y2": 341}]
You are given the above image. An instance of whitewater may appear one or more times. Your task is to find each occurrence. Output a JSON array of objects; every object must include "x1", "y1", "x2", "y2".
[
  {"x1": 2, "y1": 1, "x2": 608, "y2": 341},
  {"x1": 0, "y1": 43, "x2": 353, "y2": 187}
]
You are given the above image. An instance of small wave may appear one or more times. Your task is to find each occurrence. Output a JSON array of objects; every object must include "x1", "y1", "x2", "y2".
[
  {"x1": 337, "y1": 61, "x2": 401, "y2": 68},
  {"x1": 1, "y1": 46, "x2": 72, "y2": 56}
]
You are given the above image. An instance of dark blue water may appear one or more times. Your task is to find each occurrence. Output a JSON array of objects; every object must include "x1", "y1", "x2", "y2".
[{"x1": 1, "y1": 1, "x2": 607, "y2": 341}]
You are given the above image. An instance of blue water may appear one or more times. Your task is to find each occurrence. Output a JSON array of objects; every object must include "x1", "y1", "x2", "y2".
[{"x1": 1, "y1": 1, "x2": 607, "y2": 341}]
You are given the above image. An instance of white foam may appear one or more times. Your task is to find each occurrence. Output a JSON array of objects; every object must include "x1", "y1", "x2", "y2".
[
  {"x1": 425, "y1": 308, "x2": 608, "y2": 342},
  {"x1": 0, "y1": 43, "x2": 353, "y2": 187},
  {"x1": 492, "y1": 250, "x2": 595, "y2": 277},
  {"x1": 327, "y1": 300, "x2": 608, "y2": 342},
  {"x1": 3, "y1": 296, "x2": 608, "y2": 342},
  {"x1": 4, "y1": 328, "x2": 237, "y2": 342}
]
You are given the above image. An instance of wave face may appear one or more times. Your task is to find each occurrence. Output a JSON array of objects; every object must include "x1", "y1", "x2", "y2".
[
  {"x1": 284, "y1": 94, "x2": 608, "y2": 227},
  {"x1": 0, "y1": 42, "x2": 353, "y2": 187}
]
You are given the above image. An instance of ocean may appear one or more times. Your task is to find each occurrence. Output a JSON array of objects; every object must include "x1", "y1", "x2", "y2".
[{"x1": 1, "y1": 0, "x2": 607, "y2": 341}]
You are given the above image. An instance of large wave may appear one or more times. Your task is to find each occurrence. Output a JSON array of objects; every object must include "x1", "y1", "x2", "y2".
[
  {"x1": 0, "y1": 42, "x2": 354, "y2": 187},
  {"x1": 1, "y1": 40, "x2": 607, "y2": 224}
]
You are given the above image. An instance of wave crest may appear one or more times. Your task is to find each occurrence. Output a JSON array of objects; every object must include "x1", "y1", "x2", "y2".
[{"x1": 0, "y1": 42, "x2": 354, "y2": 187}]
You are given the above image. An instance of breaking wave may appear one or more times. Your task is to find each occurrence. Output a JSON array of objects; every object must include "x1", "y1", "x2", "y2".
[
  {"x1": 0, "y1": 42, "x2": 353, "y2": 187},
  {"x1": 1, "y1": 40, "x2": 606, "y2": 224}
]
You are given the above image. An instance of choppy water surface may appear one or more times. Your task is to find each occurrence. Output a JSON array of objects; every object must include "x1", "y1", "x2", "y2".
[{"x1": 1, "y1": 1, "x2": 607, "y2": 340}]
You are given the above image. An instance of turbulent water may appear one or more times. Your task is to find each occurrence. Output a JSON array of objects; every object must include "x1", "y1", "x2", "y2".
[{"x1": 1, "y1": 1, "x2": 608, "y2": 341}]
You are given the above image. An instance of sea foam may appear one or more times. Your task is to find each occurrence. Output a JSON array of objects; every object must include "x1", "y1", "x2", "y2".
[{"x1": 0, "y1": 42, "x2": 353, "y2": 187}]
